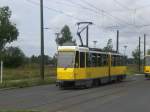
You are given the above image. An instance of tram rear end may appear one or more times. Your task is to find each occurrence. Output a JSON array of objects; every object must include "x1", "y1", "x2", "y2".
[{"x1": 144, "y1": 55, "x2": 150, "y2": 78}]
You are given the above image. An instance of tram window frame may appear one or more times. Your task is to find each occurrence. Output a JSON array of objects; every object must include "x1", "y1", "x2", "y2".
[
  {"x1": 75, "y1": 51, "x2": 79, "y2": 68},
  {"x1": 80, "y1": 52, "x2": 85, "y2": 68}
]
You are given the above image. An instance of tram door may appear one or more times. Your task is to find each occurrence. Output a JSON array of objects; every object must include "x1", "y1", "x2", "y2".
[{"x1": 75, "y1": 52, "x2": 87, "y2": 79}]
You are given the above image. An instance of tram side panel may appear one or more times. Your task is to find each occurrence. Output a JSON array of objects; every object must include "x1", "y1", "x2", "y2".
[
  {"x1": 86, "y1": 53, "x2": 109, "y2": 79},
  {"x1": 74, "y1": 52, "x2": 110, "y2": 80},
  {"x1": 110, "y1": 55, "x2": 127, "y2": 80}
]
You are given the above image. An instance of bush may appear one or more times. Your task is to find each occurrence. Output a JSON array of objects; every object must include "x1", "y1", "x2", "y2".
[{"x1": 2, "y1": 47, "x2": 25, "y2": 68}]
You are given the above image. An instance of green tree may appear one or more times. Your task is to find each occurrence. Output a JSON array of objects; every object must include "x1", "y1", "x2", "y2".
[
  {"x1": 0, "y1": 6, "x2": 19, "y2": 56},
  {"x1": 3, "y1": 47, "x2": 25, "y2": 68},
  {"x1": 30, "y1": 55, "x2": 55, "y2": 65},
  {"x1": 51, "y1": 53, "x2": 57, "y2": 66},
  {"x1": 55, "y1": 25, "x2": 76, "y2": 46},
  {"x1": 132, "y1": 46, "x2": 142, "y2": 64},
  {"x1": 103, "y1": 39, "x2": 113, "y2": 52},
  {"x1": 30, "y1": 55, "x2": 39, "y2": 64}
]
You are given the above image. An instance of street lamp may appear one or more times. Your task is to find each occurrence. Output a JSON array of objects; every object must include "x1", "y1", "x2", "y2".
[
  {"x1": 124, "y1": 45, "x2": 127, "y2": 56},
  {"x1": 40, "y1": 0, "x2": 44, "y2": 80},
  {"x1": 93, "y1": 41, "x2": 98, "y2": 48}
]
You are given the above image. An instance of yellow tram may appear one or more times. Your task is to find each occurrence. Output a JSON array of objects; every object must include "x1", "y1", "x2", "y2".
[
  {"x1": 144, "y1": 55, "x2": 150, "y2": 78},
  {"x1": 56, "y1": 46, "x2": 127, "y2": 88}
]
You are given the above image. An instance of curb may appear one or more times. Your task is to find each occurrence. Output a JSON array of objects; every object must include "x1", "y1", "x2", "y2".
[{"x1": 135, "y1": 74, "x2": 144, "y2": 76}]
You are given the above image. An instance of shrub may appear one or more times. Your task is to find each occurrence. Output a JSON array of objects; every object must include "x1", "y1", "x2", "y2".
[{"x1": 2, "y1": 47, "x2": 25, "y2": 68}]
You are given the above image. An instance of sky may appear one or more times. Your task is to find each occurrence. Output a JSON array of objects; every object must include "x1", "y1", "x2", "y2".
[{"x1": 0, "y1": 0, "x2": 150, "y2": 57}]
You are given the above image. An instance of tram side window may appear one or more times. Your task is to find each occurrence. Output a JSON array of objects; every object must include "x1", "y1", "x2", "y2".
[
  {"x1": 112, "y1": 55, "x2": 125, "y2": 66},
  {"x1": 97, "y1": 54, "x2": 102, "y2": 66},
  {"x1": 123, "y1": 56, "x2": 127, "y2": 65},
  {"x1": 75, "y1": 51, "x2": 79, "y2": 68},
  {"x1": 90, "y1": 53, "x2": 97, "y2": 67},
  {"x1": 116, "y1": 56, "x2": 120, "y2": 66},
  {"x1": 121, "y1": 56, "x2": 125, "y2": 66},
  {"x1": 102, "y1": 54, "x2": 108, "y2": 66},
  {"x1": 111, "y1": 55, "x2": 115, "y2": 66},
  {"x1": 115, "y1": 55, "x2": 118, "y2": 66},
  {"x1": 116, "y1": 55, "x2": 119, "y2": 66},
  {"x1": 80, "y1": 52, "x2": 85, "y2": 67},
  {"x1": 116, "y1": 56, "x2": 123, "y2": 66},
  {"x1": 91, "y1": 53, "x2": 97, "y2": 67},
  {"x1": 86, "y1": 53, "x2": 91, "y2": 67},
  {"x1": 120, "y1": 56, "x2": 123, "y2": 66}
]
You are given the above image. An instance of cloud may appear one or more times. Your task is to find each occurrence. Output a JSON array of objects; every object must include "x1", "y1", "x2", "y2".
[{"x1": 0, "y1": 0, "x2": 150, "y2": 57}]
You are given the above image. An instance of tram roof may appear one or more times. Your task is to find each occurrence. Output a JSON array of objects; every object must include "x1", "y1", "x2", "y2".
[
  {"x1": 58, "y1": 46, "x2": 123, "y2": 56},
  {"x1": 58, "y1": 46, "x2": 89, "y2": 52}
]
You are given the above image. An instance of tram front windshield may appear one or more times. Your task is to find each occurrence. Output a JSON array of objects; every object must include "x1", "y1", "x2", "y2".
[
  {"x1": 145, "y1": 56, "x2": 150, "y2": 66},
  {"x1": 57, "y1": 52, "x2": 75, "y2": 68}
]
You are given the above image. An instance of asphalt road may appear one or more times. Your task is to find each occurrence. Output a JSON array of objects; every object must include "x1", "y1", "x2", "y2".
[{"x1": 0, "y1": 75, "x2": 150, "y2": 112}]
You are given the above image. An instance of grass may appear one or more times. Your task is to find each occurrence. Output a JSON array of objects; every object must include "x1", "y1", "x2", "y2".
[
  {"x1": 3, "y1": 64, "x2": 56, "y2": 81},
  {"x1": 126, "y1": 64, "x2": 144, "y2": 75},
  {"x1": 0, "y1": 110, "x2": 40, "y2": 112},
  {"x1": 0, "y1": 64, "x2": 56, "y2": 89},
  {"x1": 0, "y1": 63, "x2": 144, "y2": 89}
]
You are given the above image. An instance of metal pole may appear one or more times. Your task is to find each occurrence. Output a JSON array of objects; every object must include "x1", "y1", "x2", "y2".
[
  {"x1": 144, "y1": 34, "x2": 146, "y2": 65},
  {"x1": 1, "y1": 61, "x2": 3, "y2": 84},
  {"x1": 117, "y1": 30, "x2": 119, "y2": 53},
  {"x1": 139, "y1": 37, "x2": 141, "y2": 72},
  {"x1": 40, "y1": 0, "x2": 44, "y2": 80},
  {"x1": 144, "y1": 34, "x2": 146, "y2": 73},
  {"x1": 86, "y1": 25, "x2": 89, "y2": 47}
]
